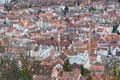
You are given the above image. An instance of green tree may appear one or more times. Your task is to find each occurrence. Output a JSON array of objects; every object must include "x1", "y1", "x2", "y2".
[
  {"x1": 20, "y1": 55, "x2": 33, "y2": 80},
  {"x1": 118, "y1": 0, "x2": 120, "y2": 4},
  {"x1": 79, "y1": 65, "x2": 92, "y2": 80},
  {"x1": 4, "y1": 4, "x2": 11, "y2": 12},
  {"x1": 8, "y1": 60, "x2": 20, "y2": 80},
  {"x1": 37, "y1": 10, "x2": 42, "y2": 14},
  {"x1": 63, "y1": 58, "x2": 72, "y2": 72},
  {"x1": 50, "y1": 36, "x2": 54, "y2": 40},
  {"x1": 29, "y1": 3, "x2": 32, "y2": 8},
  {"x1": 89, "y1": 6, "x2": 96, "y2": 12},
  {"x1": 108, "y1": 65, "x2": 120, "y2": 80},
  {"x1": 0, "y1": 59, "x2": 20, "y2": 80},
  {"x1": 112, "y1": 23, "x2": 119, "y2": 33},
  {"x1": 62, "y1": 6, "x2": 69, "y2": 16},
  {"x1": 87, "y1": 75, "x2": 92, "y2": 80},
  {"x1": 0, "y1": 55, "x2": 33, "y2": 80},
  {"x1": 92, "y1": 29, "x2": 96, "y2": 34},
  {"x1": 80, "y1": 65, "x2": 86, "y2": 76},
  {"x1": 108, "y1": 48, "x2": 111, "y2": 55}
]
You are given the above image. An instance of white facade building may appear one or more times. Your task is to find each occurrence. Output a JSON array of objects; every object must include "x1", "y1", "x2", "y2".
[{"x1": 69, "y1": 51, "x2": 90, "y2": 69}]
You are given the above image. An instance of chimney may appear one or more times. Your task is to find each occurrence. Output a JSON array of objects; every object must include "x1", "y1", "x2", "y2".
[{"x1": 88, "y1": 22, "x2": 92, "y2": 54}]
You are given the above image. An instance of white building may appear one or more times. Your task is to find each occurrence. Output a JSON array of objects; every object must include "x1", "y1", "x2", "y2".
[
  {"x1": 96, "y1": 47, "x2": 109, "y2": 56},
  {"x1": 69, "y1": 51, "x2": 90, "y2": 69},
  {"x1": 111, "y1": 46, "x2": 120, "y2": 56},
  {"x1": 30, "y1": 45, "x2": 42, "y2": 60},
  {"x1": 30, "y1": 46, "x2": 54, "y2": 60},
  {"x1": 97, "y1": 55, "x2": 102, "y2": 63}
]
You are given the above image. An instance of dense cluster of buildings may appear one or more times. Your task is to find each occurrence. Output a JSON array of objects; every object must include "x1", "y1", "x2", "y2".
[{"x1": 0, "y1": 0, "x2": 120, "y2": 80}]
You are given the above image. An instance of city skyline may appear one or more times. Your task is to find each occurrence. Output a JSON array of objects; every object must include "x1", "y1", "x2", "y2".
[{"x1": 0, "y1": 0, "x2": 120, "y2": 80}]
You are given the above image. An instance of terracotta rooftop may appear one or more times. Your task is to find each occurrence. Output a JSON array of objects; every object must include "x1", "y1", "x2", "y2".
[
  {"x1": 90, "y1": 56, "x2": 97, "y2": 61},
  {"x1": 91, "y1": 73, "x2": 111, "y2": 80},
  {"x1": 90, "y1": 65, "x2": 105, "y2": 72},
  {"x1": 58, "y1": 53, "x2": 67, "y2": 61},
  {"x1": 80, "y1": 76, "x2": 87, "y2": 80},
  {"x1": 61, "y1": 69, "x2": 80, "y2": 80}
]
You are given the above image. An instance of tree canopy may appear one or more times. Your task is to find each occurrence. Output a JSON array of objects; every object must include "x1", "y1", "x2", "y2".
[
  {"x1": 63, "y1": 58, "x2": 72, "y2": 72},
  {"x1": 0, "y1": 55, "x2": 33, "y2": 80},
  {"x1": 118, "y1": 0, "x2": 120, "y2": 3},
  {"x1": 61, "y1": 6, "x2": 69, "y2": 15},
  {"x1": 79, "y1": 65, "x2": 92, "y2": 80}
]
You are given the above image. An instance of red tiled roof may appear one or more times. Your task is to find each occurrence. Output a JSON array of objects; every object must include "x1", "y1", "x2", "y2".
[
  {"x1": 90, "y1": 65, "x2": 104, "y2": 72},
  {"x1": 53, "y1": 58, "x2": 64, "y2": 66},
  {"x1": 91, "y1": 73, "x2": 111, "y2": 80},
  {"x1": 90, "y1": 56, "x2": 97, "y2": 61},
  {"x1": 74, "y1": 40, "x2": 83, "y2": 47},
  {"x1": 61, "y1": 69, "x2": 80, "y2": 80},
  {"x1": 97, "y1": 47, "x2": 108, "y2": 51}
]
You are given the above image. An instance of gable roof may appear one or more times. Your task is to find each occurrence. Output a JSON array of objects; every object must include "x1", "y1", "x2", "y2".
[
  {"x1": 53, "y1": 58, "x2": 64, "y2": 66},
  {"x1": 91, "y1": 73, "x2": 111, "y2": 80},
  {"x1": 98, "y1": 38, "x2": 107, "y2": 44},
  {"x1": 63, "y1": 49, "x2": 77, "y2": 56}
]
